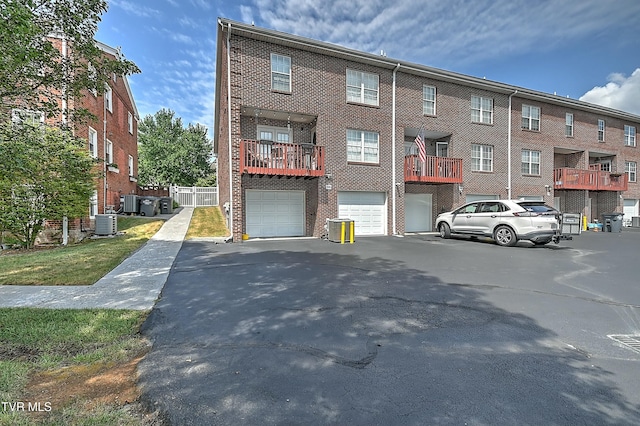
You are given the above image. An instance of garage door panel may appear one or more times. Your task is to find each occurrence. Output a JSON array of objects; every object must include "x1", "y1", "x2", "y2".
[
  {"x1": 338, "y1": 191, "x2": 386, "y2": 235},
  {"x1": 405, "y1": 193, "x2": 432, "y2": 232},
  {"x1": 246, "y1": 190, "x2": 305, "y2": 237}
]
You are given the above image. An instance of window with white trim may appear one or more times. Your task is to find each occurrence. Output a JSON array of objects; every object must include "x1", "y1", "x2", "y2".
[
  {"x1": 106, "y1": 139, "x2": 113, "y2": 165},
  {"x1": 423, "y1": 85, "x2": 436, "y2": 115},
  {"x1": 471, "y1": 96, "x2": 493, "y2": 124},
  {"x1": 128, "y1": 155, "x2": 134, "y2": 177},
  {"x1": 88, "y1": 63, "x2": 97, "y2": 96},
  {"x1": 347, "y1": 129, "x2": 379, "y2": 164},
  {"x1": 89, "y1": 190, "x2": 98, "y2": 218},
  {"x1": 598, "y1": 119, "x2": 605, "y2": 142},
  {"x1": 88, "y1": 127, "x2": 98, "y2": 158},
  {"x1": 565, "y1": 113, "x2": 573, "y2": 137},
  {"x1": 128, "y1": 111, "x2": 133, "y2": 134},
  {"x1": 522, "y1": 105, "x2": 540, "y2": 131},
  {"x1": 471, "y1": 144, "x2": 493, "y2": 172},
  {"x1": 626, "y1": 161, "x2": 637, "y2": 182},
  {"x1": 346, "y1": 69, "x2": 379, "y2": 106},
  {"x1": 624, "y1": 125, "x2": 636, "y2": 147},
  {"x1": 521, "y1": 149, "x2": 541, "y2": 175},
  {"x1": 270, "y1": 53, "x2": 291, "y2": 92},
  {"x1": 11, "y1": 109, "x2": 44, "y2": 125},
  {"x1": 105, "y1": 85, "x2": 113, "y2": 112}
]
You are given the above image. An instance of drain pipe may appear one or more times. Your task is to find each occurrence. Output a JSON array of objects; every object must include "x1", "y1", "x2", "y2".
[
  {"x1": 226, "y1": 22, "x2": 234, "y2": 239},
  {"x1": 507, "y1": 90, "x2": 518, "y2": 199},
  {"x1": 391, "y1": 63, "x2": 400, "y2": 235}
]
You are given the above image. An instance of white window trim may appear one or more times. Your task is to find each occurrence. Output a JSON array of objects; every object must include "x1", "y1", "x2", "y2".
[
  {"x1": 565, "y1": 113, "x2": 574, "y2": 137},
  {"x1": 89, "y1": 190, "x2": 98, "y2": 219},
  {"x1": 423, "y1": 85, "x2": 436, "y2": 116},
  {"x1": 471, "y1": 96, "x2": 493, "y2": 124},
  {"x1": 105, "y1": 85, "x2": 113, "y2": 113},
  {"x1": 347, "y1": 129, "x2": 379, "y2": 164},
  {"x1": 471, "y1": 144, "x2": 493, "y2": 172},
  {"x1": 128, "y1": 111, "x2": 133, "y2": 134},
  {"x1": 270, "y1": 53, "x2": 291, "y2": 92},
  {"x1": 346, "y1": 69, "x2": 379, "y2": 106},
  {"x1": 106, "y1": 139, "x2": 113, "y2": 165},
  {"x1": 521, "y1": 149, "x2": 541, "y2": 175},
  {"x1": 11, "y1": 108, "x2": 44, "y2": 125},
  {"x1": 598, "y1": 119, "x2": 605, "y2": 142},
  {"x1": 257, "y1": 125, "x2": 291, "y2": 144},
  {"x1": 626, "y1": 161, "x2": 637, "y2": 183},
  {"x1": 522, "y1": 104, "x2": 541, "y2": 131},
  {"x1": 88, "y1": 126, "x2": 98, "y2": 158},
  {"x1": 624, "y1": 125, "x2": 636, "y2": 147},
  {"x1": 128, "y1": 155, "x2": 134, "y2": 177}
]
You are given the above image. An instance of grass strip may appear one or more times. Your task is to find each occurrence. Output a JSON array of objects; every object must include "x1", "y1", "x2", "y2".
[{"x1": 185, "y1": 206, "x2": 230, "y2": 239}]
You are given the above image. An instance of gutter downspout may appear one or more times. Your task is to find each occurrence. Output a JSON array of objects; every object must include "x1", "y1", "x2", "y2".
[
  {"x1": 507, "y1": 90, "x2": 518, "y2": 199},
  {"x1": 227, "y1": 22, "x2": 234, "y2": 238},
  {"x1": 391, "y1": 63, "x2": 400, "y2": 235}
]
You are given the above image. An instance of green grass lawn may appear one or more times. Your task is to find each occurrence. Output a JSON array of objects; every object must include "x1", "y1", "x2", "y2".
[
  {"x1": 0, "y1": 217, "x2": 163, "y2": 286},
  {"x1": 185, "y1": 206, "x2": 230, "y2": 239},
  {"x1": 0, "y1": 308, "x2": 149, "y2": 425}
]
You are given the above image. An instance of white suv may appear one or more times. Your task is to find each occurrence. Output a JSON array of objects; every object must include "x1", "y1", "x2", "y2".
[{"x1": 435, "y1": 199, "x2": 561, "y2": 247}]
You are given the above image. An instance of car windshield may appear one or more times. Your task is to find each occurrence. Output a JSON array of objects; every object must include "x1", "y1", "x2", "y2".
[{"x1": 519, "y1": 202, "x2": 557, "y2": 213}]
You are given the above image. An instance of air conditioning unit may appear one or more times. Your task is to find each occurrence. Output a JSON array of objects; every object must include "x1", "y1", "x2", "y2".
[
  {"x1": 123, "y1": 195, "x2": 138, "y2": 213},
  {"x1": 95, "y1": 214, "x2": 118, "y2": 236}
]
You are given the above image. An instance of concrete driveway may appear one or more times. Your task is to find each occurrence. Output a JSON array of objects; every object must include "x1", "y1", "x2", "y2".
[{"x1": 138, "y1": 232, "x2": 640, "y2": 425}]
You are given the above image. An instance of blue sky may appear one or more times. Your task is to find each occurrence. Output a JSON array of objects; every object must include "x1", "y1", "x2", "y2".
[{"x1": 96, "y1": 0, "x2": 640, "y2": 140}]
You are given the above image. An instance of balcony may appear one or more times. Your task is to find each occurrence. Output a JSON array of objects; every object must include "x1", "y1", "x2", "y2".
[
  {"x1": 404, "y1": 155, "x2": 463, "y2": 184},
  {"x1": 554, "y1": 168, "x2": 628, "y2": 191},
  {"x1": 240, "y1": 139, "x2": 324, "y2": 177}
]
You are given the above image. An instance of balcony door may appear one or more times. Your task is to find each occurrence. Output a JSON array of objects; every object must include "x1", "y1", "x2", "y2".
[{"x1": 436, "y1": 141, "x2": 448, "y2": 157}]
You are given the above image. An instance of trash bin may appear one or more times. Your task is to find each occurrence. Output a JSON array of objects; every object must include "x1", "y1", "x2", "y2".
[
  {"x1": 160, "y1": 197, "x2": 173, "y2": 214},
  {"x1": 139, "y1": 197, "x2": 159, "y2": 217},
  {"x1": 602, "y1": 213, "x2": 624, "y2": 232},
  {"x1": 327, "y1": 218, "x2": 355, "y2": 243},
  {"x1": 561, "y1": 213, "x2": 581, "y2": 235}
]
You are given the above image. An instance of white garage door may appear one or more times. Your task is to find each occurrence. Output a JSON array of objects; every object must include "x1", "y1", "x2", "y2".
[
  {"x1": 623, "y1": 199, "x2": 638, "y2": 226},
  {"x1": 466, "y1": 194, "x2": 499, "y2": 203},
  {"x1": 338, "y1": 191, "x2": 386, "y2": 235},
  {"x1": 245, "y1": 190, "x2": 305, "y2": 237},
  {"x1": 405, "y1": 193, "x2": 432, "y2": 232}
]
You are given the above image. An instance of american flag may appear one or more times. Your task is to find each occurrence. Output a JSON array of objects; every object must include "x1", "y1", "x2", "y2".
[{"x1": 415, "y1": 131, "x2": 426, "y2": 164}]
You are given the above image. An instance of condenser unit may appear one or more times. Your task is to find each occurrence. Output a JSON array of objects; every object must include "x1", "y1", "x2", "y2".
[
  {"x1": 123, "y1": 195, "x2": 139, "y2": 213},
  {"x1": 95, "y1": 214, "x2": 118, "y2": 236}
]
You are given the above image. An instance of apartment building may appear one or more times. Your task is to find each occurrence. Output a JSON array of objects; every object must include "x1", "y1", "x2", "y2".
[{"x1": 214, "y1": 18, "x2": 640, "y2": 242}]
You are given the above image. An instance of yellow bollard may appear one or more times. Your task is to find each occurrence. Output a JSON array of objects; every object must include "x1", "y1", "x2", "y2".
[
  {"x1": 582, "y1": 215, "x2": 587, "y2": 231},
  {"x1": 350, "y1": 221, "x2": 354, "y2": 243},
  {"x1": 340, "y1": 221, "x2": 346, "y2": 244}
]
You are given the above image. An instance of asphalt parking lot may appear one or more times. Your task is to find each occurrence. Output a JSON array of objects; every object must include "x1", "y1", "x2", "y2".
[{"x1": 138, "y1": 230, "x2": 640, "y2": 425}]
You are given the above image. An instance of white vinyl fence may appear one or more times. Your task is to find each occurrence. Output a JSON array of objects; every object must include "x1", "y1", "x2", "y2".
[{"x1": 170, "y1": 186, "x2": 218, "y2": 207}]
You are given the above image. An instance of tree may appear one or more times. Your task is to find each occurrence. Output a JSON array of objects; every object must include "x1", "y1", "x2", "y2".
[
  {"x1": 138, "y1": 109, "x2": 214, "y2": 186},
  {"x1": 0, "y1": 0, "x2": 140, "y2": 123},
  {"x1": 0, "y1": 122, "x2": 96, "y2": 249}
]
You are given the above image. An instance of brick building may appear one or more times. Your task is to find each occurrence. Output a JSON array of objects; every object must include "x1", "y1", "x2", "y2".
[
  {"x1": 9, "y1": 38, "x2": 139, "y2": 243},
  {"x1": 214, "y1": 18, "x2": 640, "y2": 242}
]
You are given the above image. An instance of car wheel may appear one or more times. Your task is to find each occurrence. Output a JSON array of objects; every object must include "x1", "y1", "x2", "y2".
[
  {"x1": 439, "y1": 222, "x2": 451, "y2": 239},
  {"x1": 494, "y1": 225, "x2": 517, "y2": 247}
]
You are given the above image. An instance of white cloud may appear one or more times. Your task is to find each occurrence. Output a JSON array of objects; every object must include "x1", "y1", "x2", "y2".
[
  {"x1": 580, "y1": 69, "x2": 640, "y2": 116},
  {"x1": 109, "y1": 0, "x2": 160, "y2": 18}
]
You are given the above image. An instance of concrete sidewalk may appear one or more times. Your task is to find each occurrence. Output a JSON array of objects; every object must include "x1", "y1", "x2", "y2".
[{"x1": 0, "y1": 207, "x2": 194, "y2": 310}]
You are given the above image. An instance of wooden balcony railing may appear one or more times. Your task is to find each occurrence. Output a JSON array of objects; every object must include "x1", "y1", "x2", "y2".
[
  {"x1": 404, "y1": 155, "x2": 463, "y2": 183},
  {"x1": 554, "y1": 168, "x2": 628, "y2": 191},
  {"x1": 240, "y1": 140, "x2": 324, "y2": 177}
]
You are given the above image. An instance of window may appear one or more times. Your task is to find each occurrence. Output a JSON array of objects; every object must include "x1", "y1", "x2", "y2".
[
  {"x1": 347, "y1": 129, "x2": 379, "y2": 163},
  {"x1": 565, "y1": 113, "x2": 573, "y2": 137},
  {"x1": 423, "y1": 85, "x2": 436, "y2": 115},
  {"x1": 89, "y1": 190, "x2": 98, "y2": 219},
  {"x1": 522, "y1": 105, "x2": 540, "y2": 131},
  {"x1": 11, "y1": 109, "x2": 44, "y2": 125},
  {"x1": 128, "y1": 155, "x2": 134, "y2": 177},
  {"x1": 88, "y1": 127, "x2": 98, "y2": 158},
  {"x1": 626, "y1": 161, "x2": 637, "y2": 182},
  {"x1": 270, "y1": 53, "x2": 291, "y2": 92},
  {"x1": 128, "y1": 111, "x2": 133, "y2": 134},
  {"x1": 471, "y1": 96, "x2": 493, "y2": 124},
  {"x1": 88, "y1": 63, "x2": 97, "y2": 96},
  {"x1": 598, "y1": 119, "x2": 605, "y2": 142},
  {"x1": 624, "y1": 125, "x2": 636, "y2": 147},
  {"x1": 521, "y1": 149, "x2": 541, "y2": 175},
  {"x1": 346, "y1": 69, "x2": 379, "y2": 106},
  {"x1": 106, "y1": 139, "x2": 113, "y2": 164},
  {"x1": 257, "y1": 125, "x2": 291, "y2": 144},
  {"x1": 471, "y1": 144, "x2": 493, "y2": 172},
  {"x1": 105, "y1": 85, "x2": 113, "y2": 112}
]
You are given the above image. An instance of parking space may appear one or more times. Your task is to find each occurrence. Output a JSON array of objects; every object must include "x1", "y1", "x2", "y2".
[{"x1": 138, "y1": 231, "x2": 640, "y2": 425}]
